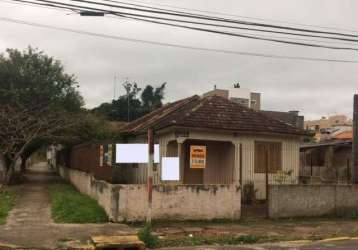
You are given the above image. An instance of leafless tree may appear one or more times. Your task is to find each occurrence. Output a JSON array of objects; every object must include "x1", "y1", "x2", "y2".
[{"x1": 0, "y1": 102, "x2": 80, "y2": 183}]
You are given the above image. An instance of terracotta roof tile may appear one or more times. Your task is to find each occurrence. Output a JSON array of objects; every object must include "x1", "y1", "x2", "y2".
[
  {"x1": 333, "y1": 130, "x2": 352, "y2": 140},
  {"x1": 122, "y1": 95, "x2": 308, "y2": 136}
]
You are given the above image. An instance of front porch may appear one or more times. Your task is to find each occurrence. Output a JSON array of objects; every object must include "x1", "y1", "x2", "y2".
[{"x1": 164, "y1": 138, "x2": 236, "y2": 185}]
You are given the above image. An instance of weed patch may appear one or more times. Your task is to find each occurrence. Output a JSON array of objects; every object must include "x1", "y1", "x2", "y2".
[
  {"x1": 49, "y1": 182, "x2": 108, "y2": 223},
  {"x1": 0, "y1": 188, "x2": 14, "y2": 225},
  {"x1": 137, "y1": 223, "x2": 159, "y2": 248},
  {"x1": 157, "y1": 234, "x2": 274, "y2": 248}
]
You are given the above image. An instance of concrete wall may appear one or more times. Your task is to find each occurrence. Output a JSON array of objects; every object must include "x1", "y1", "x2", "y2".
[
  {"x1": 117, "y1": 184, "x2": 241, "y2": 222},
  {"x1": 59, "y1": 166, "x2": 241, "y2": 222},
  {"x1": 58, "y1": 166, "x2": 116, "y2": 219},
  {"x1": 120, "y1": 131, "x2": 301, "y2": 200},
  {"x1": 269, "y1": 184, "x2": 358, "y2": 218}
]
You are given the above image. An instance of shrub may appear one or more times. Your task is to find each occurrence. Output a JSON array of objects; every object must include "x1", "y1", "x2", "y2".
[
  {"x1": 242, "y1": 182, "x2": 257, "y2": 205},
  {"x1": 137, "y1": 223, "x2": 159, "y2": 248}
]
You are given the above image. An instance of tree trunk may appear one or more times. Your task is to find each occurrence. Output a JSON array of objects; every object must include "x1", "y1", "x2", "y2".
[
  {"x1": 21, "y1": 155, "x2": 27, "y2": 173},
  {"x1": 0, "y1": 153, "x2": 6, "y2": 184},
  {"x1": 4, "y1": 164, "x2": 14, "y2": 185},
  {"x1": 3, "y1": 155, "x2": 18, "y2": 185}
]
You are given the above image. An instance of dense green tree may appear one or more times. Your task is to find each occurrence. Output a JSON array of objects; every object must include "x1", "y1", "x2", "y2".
[
  {"x1": 77, "y1": 112, "x2": 125, "y2": 142},
  {"x1": 0, "y1": 47, "x2": 84, "y2": 183},
  {"x1": 141, "y1": 82, "x2": 166, "y2": 113},
  {"x1": 93, "y1": 81, "x2": 167, "y2": 122},
  {"x1": 0, "y1": 47, "x2": 83, "y2": 110}
]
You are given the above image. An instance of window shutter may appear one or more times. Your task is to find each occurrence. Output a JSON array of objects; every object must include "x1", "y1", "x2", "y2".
[{"x1": 255, "y1": 141, "x2": 282, "y2": 174}]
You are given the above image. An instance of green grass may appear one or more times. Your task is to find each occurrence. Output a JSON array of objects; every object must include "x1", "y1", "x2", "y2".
[
  {"x1": 137, "y1": 222, "x2": 275, "y2": 249},
  {"x1": 157, "y1": 234, "x2": 277, "y2": 248},
  {"x1": 138, "y1": 223, "x2": 160, "y2": 248},
  {"x1": 49, "y1": 182, "x2": 108, "y2": 223},
  {"x1": 0, "y1": 188, "x2": 15, "y2": 225}
]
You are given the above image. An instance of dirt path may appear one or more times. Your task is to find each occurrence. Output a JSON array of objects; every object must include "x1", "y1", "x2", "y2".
[
  {"x1": 5, "y1": 175, "x2": 53, "y2": 228},
  {"x1": 0, "y1": 163, "x2": 134, "y2": 249}
]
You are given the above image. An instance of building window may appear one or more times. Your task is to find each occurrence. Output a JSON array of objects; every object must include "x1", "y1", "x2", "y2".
[
  {"x1": 315, "y1": 125, "x2": 320, "y2": 131},
  {"x1": 254, "y1": 141, "x2": 282, "y2": 173}
]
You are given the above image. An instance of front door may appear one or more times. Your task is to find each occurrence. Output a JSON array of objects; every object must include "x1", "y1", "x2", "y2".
[{"x1": 183, "y1": 142, "x2": 204, "y2": 184}]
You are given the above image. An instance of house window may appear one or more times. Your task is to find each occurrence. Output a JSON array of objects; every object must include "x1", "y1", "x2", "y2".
[
  {"x1": 254, "y1": 141, "x2": 282, "y2": 173},
  {"x1": 315, "y1": 125, "x2": 320, "y2": 131}
]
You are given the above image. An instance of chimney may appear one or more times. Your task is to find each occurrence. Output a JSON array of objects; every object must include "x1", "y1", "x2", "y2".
[{"x1": 352, "y1": 94, "x2": 358, "y2": 183}]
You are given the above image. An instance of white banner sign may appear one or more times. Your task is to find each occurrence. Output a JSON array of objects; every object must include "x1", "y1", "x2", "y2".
[
  {"x1": 115, "y1": 144, "x2": 159, "y2": 163},
  {"x1": 161, "y1": 157, "x2": 180, "y2": 181}
]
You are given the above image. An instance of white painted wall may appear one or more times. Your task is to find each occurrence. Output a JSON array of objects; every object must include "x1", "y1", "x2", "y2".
[
  {"x1": 121, "y1": 130, "x2": 301, "y2": 200},
  {"x1": 238, "y1": 135, "x2": 300, "y2": 199},
  {"x1": 58, "y1": 165, "x2": 241, "y2": 222}
]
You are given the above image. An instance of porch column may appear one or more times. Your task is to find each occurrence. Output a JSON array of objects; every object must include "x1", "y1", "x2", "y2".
[
  {"x1": 177, "y1": 137, "x2": 186, "y2": 184},
  {"x1": 324, "y1": 146, "x2": 335, "y2": 180},
  {"x1": 232, "y1": 141, "x2": 239, "y2": 184}
]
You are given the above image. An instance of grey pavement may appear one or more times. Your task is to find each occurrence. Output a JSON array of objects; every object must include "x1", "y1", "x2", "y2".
[
  {"x1": 0, "y1": 163, "x2": 134, "y2": 249},
  {"x1": 161, "y1": 240, "x2": 358, "y2": 250}
]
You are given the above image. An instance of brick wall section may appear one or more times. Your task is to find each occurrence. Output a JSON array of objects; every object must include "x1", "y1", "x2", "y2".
[
  {"x1": 57, "y1": 143, "x2": 124, "y2": 184},
  {"x1": 269, "y1": 185, "x2": 358, "y2": 218},
  {"x1": 70, "y1": 143, "x2": 99, "y2": 173},
  {"x1": 58, "y1": 166, "x2": 241, "y2": 222}
]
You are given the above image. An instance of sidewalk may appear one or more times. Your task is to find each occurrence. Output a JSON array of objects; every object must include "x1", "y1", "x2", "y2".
[
  {"x1": 3, "y1": 164, "x2": 358, "y2": 249},
  {"x1": 0, "y1": 164, "x2": 134, "y2": 249}
]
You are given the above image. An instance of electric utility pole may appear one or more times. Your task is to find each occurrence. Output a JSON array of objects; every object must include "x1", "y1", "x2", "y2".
[
  {"x1": 352, "y1": 94, "x2": 358, "y2": 183},
  {"x1": 147, "y1": 128, "x2": 154, "y2": 223}
]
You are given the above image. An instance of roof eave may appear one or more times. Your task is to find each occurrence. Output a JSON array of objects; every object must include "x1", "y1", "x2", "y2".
[{"x1": 126, "y1": 124, "x2": 308, "y2": 138}]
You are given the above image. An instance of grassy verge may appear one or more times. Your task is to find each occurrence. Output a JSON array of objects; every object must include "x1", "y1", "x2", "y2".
[
  {"x1": 157, "y1": 234, "x2": 276, "y2": 248},
  {"x1": 49, "y1": 182, "x2": 108, "y2": 223},
  {"x1": 138, "y1": 222, "x2": 287, "y2": 249},
  {"x1": 0, "y1": 188, "x2": 15, "y2": 225}
]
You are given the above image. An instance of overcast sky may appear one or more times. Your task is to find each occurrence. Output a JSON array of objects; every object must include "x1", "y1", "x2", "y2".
[{"x1": 0, "y1": 0, "x2": 357, "y2": 120}]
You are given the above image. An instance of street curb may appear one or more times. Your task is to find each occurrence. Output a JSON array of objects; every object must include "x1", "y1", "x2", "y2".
[
  {"x1": 276, "y1": 236, "x2": 358, "y2": 246},
  {"x1": 284, "y1": 240, "x2": 312, "y2": 244},
  {"x1": 0, "y1": 242, "x2": 20, "y2": 249},
  {"x1": 318, "y1": 236, "x2": 351, "y2": 242}
]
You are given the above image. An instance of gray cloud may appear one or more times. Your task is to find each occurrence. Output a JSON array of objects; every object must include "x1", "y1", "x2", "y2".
[{"x1": 0, "y1": 0, "x2": 357, "y2": 120}]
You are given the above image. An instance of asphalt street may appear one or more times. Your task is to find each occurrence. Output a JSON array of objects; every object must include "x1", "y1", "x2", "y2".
[{"x1": 160, "y1": 240, "x2": 358, "y2": 250}]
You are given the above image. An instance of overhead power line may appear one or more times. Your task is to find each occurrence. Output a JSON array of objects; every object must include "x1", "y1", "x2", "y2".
[
  {"x1": 1, "y1": 16, "x2": 358, "y2": 64},
  {"x1": 71, "y1": 0, "x2": 358, "y2": 38},
  {"x1": 118, "y1": 15, "x2": 358, "y2": 51},
  {"x1": 9, "y1": 0, "x2": 358, "y2": 51},
  {"x1": 104, "y1": 0, "x2": 358, "y2": 34},
  {"x1": 11, "y1": 0, "x2": 358, "y2": 39},
  {"x1": 60, "y1": 0, "x2": 358, "y2": 44},
  {"x1": 2, "y1": 0, "x2": 356, "y2": 47},
  {"x1": 0, "y1": 0, "x2": 75, "y2": 12}
]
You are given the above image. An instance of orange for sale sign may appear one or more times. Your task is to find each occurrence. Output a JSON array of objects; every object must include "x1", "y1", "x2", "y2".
[{"x1": 190, "y1": 145, "x2": 206, "y2": 169}]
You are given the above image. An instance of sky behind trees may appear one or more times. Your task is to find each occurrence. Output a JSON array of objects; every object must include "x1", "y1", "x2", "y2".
[{"x1": 0, "y1": 0, "x2": 357, "y2": 119}]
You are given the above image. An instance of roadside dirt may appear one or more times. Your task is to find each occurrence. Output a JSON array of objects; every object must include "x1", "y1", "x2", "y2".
[{"x1": 151, "y1": 218, "x2": 358, "y2": 242}]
